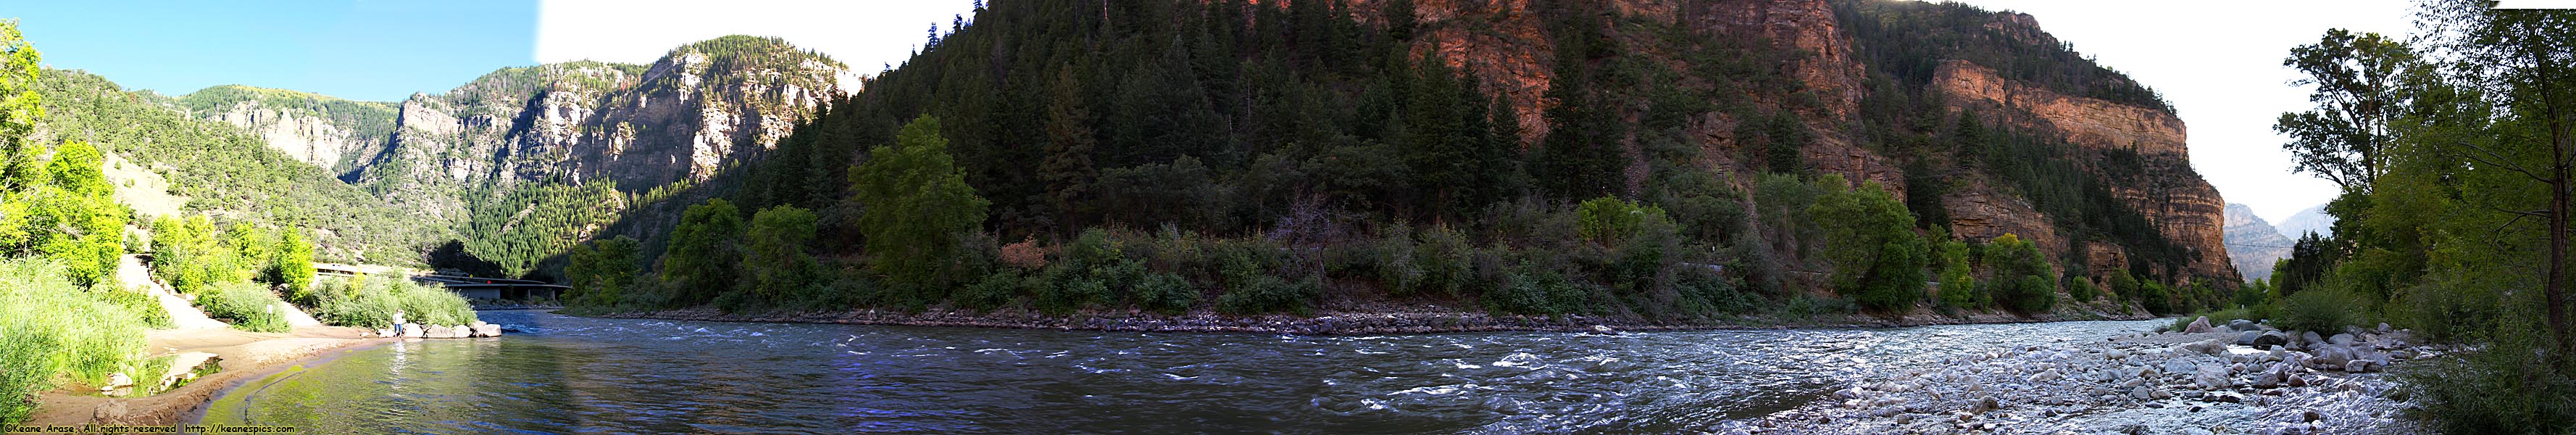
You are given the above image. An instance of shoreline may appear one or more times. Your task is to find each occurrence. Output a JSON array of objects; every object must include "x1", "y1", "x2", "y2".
[
  {"x1": 577, "y1": 304, "x2": 2158, "y2": 335},
  {"x1": 23, "y1": 327, "x2": 395, "y2": 427}
]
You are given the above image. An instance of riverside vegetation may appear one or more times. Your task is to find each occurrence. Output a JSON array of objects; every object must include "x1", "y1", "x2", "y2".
[
  {"x1": 0, "y1": 20, "x2": 477, "y2": 426},
  {"x1": 2155, "y1": 1, "x2": 2576, "y2": 431}
]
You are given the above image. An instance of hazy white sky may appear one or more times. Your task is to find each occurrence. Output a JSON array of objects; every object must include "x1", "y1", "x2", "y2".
[{"x1": 537, "y1": 0, "x2": 2418, "y2": 223}]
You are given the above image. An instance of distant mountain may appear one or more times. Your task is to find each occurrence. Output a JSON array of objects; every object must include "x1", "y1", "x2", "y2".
[
  {"x1": 2223, "y1": 204, "x2": 2292, "y2": 281},
  {"x1": 2276, "y1": 204, "x2": 2335, "y2": 239}
]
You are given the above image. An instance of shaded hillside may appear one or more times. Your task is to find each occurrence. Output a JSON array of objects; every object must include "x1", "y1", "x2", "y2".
[
  {"x1": 2223, "y1": 203, "x2": 2291, "y2": 281},
  {"x1": 551, "y1": 0, "x2": 2241, "y2": 320}
]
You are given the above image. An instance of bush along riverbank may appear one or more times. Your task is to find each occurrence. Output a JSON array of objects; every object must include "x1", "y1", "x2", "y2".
[{"x1": 1731, "y1": 316, "x2": 2443, "y2": 434}]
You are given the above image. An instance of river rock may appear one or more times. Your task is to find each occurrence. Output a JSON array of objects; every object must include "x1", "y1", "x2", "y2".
[
  {"x1": 401, "y1": 323, "x2": 424, "y2": 338},
  {"x1": 2302, "y1": 331, "x2": 2325, "y2": 345},
  {"x1": 2130, "y1": 386, "x2": 2156, "y2": 400},
  {"x1": 2329, "y1": 334, "x2": 2355, "y2": 346},
  {"x1": 2031, "y1": 368, "x2": 2064, "y2": 383},
  {"x1": 2184, "y1": 316, "x2": 2217, "y2": 333},
  {"x1": 2229, "y1": 319, "x2": 2256, "y2": 331},
  {"x1": 2194, "y1": 363, "x2": 2233, "y2": 389},
  {"x1": 2163, "y1": 358, "x2": 2198, "y2": 375},
  {"x1": 2346, "y1": 360, "x2": 2380, "y2": 373},
  {"x1": 2183, "y1": 339, "x2": 2227, "y2": 356},
  {"x1": 425, "y1": 325, "x2": 452, "y2": 339},
  {"x1": 2252, "y1": 332, "x2": 2289, "y2": 349},
  {"x1": 1970, "y1": 396, "x2": 2000, "y2": 414},
  {"x1": 449, "y1": 325, "x2": 469, "y2": 339},
  {"x1": 475, "y1": 324, "x2": 502, "y2": 337},
  {"x1": 1591, "y1": 325, "x2": 1615, "y2": 334},
  {"x1": 2237, "y1": 331, "x2": 2262, "y2": 345}
]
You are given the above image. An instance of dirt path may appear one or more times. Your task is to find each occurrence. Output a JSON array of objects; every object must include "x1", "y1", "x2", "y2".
[{"x1": 119, "y1": 254, "x2": 226, "y2": 330}]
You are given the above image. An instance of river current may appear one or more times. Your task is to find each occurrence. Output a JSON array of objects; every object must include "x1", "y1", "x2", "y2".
[{"x1": 199, "y1": 310, "x2": 2160, "y2": 434}]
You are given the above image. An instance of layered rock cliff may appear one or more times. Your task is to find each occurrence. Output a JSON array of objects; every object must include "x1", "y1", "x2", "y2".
[
  {"x1": 1930, "y1": 59, "x2": 2235, "y2": 283},
  {"x1": 1359, "y1": 0, "x2": 2236, "y2": 285}
]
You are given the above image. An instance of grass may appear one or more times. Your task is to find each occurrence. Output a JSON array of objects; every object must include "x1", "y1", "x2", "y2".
[
  {"x1": 0, "y1": 259, "x2": 151, "y2": 426},
  {"x1": 197, "y1": 281, "x2": 293, "y2": 333},
  {"x1": 307, "y1": 276, "x2": 477, "y2": 329}
]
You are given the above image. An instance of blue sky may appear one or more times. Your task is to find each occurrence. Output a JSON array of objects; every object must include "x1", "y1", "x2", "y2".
[{"x1": 6, "y1": 0, "x2": 538, "y2": 102}]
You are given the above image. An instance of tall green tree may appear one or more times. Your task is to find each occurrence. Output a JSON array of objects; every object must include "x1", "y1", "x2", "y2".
[
  {"x1": 661, "y1": 199, "x2": 745, "y2": 303},
  {"x1": 1809, "y1": 176, "x2": 1929, "y2": 312},
  {"x1": 2418, "y1": 0, "x2": 2576, "y2": 355},
  {"x1": 742, "y1": 205, "x2": 820, "y2": 299},
  {"x1": 270, "y1": 228, "x2": 316, "y2": 296},
  {"x1": 0, "y1": 19, "x2": 41, "y2": 188},
  {"x1": 854, "y1": 115, "x2": 990, "y2": 291},
  {"x1": 566, "y1": 236, "x2": 641, "y2": 308},
  {"x1": 2278, "y1": 28, "x2": 2419, "y2": 193}
]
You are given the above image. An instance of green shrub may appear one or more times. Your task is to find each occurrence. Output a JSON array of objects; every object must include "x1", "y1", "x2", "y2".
[
  {"x1": 1135, "y1": 273, "x2": 1197, "y2": 315},
  {"x1": 1938, "y1": 276, "x2": 1977, "y2": 309},
  {"x1": 2068, "y1": 276, "x2": 2098, "y2": 302},
  {"x1": 2399, "y1": 323, "x2": 2576, "y2": 433},
  {"x1": 1485, "y1": 266, "x2": 1590, "y2": 315},
  {"x1": 0, "y1": 260, "x2": 150, "y2": 426},
  {"x1": 1575, "y1": 196, "x2": 1669, "y2": 244},
  {"x1": 1809, "y1": 178, "x2": 1928, "y2": 312},
  {"x1": 199, "y1": 281, "x2": 291, "y2": 333},
  {"x1": 1372, "y1": 223, "x2": 1423, "y2": 294},
  {"x1": 2138, "y1": 280, "x2": 2173, "y2": 314},
  {"x1": 309, "y1": 276, "x2": 477, "y2": 329},
  {"x1": 1995, "y1": 274, "x2": 2056, "y2": 314},
  {"x1": 2277, "y1": 287, "x2": 2365, "y2": 334},
  {"x1": 96, "y1": 283, "x2": 172, "y2": 329},
  {"x1": 957, "y1": 270, "x2": 1022, "y2": 311},
  {"x1": 1215, "y1": 273, "x2": 1317, "y2": 315},
  {"x1": 1414, "y1": 225, "x2": 1474, "y2": 297}
]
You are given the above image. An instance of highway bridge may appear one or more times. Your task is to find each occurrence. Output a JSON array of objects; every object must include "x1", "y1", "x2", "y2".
[{"x1": 314, "y1": 262, "x2": 567, "y2": 301}]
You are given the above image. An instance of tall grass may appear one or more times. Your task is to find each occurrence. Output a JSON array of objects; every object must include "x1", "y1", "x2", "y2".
[
  {"x1": 0, "y1": 259, "x2": 150, "y2": 426},
  {"x1": 307, "y1": 276, "x2": 476, "y2": 328},
  {"x1": 197, "y1": 281, "x2": 291, "y2": 333}
]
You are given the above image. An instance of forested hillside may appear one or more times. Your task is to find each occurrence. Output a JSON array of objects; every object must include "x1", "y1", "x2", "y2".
[
  {"x1": 30, "y1": 70, "x2": 443, "y2": 262},
  {"x1": 559, "y1": 0, "x2": 2238, "y2": 322}
]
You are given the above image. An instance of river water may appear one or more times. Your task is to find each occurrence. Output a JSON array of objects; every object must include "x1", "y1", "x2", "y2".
[{"x1": 199, "y1": 310, "x2": 2162, "y2": 434}]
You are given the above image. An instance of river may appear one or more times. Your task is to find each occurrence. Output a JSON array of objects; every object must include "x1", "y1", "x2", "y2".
[{"x1": 198, "y1": 310, "x2": 2163, "y2": 434}]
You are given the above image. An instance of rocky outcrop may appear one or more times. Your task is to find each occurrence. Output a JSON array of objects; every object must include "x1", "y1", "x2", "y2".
[
  {"x1": 205, "y1": 104, "x2": 361, "y2": 168},
  {"x1": 1932, "y1": 59, "x2": 2237, "y2": 283},
  {"x1": 337, "y1": 37, "x2": 851, "y2": 237},
  {"x1": 2225, "y1": 203, "x2": 2293, "y2": 281},
  {"x1": 1943, "y1": 178, "x2": 2062, "y2": 255}
]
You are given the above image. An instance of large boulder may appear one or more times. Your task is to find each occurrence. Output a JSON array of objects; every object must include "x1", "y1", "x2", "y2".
[
  {"x1": 448, "y1": 325, "x2": 471, "y2": 339},
  {"x1": 2184, "y1": 316, "x2": 2218, "y2": 334},
  {"x1": 473, "y1": 324, "x2": 502, "y2": 338},
  {"x1": 2229, "y1": 319, "x2": 2257, "y2": 332},
  {"x1": 2252, "y1": 332, "x2": 2290, "y2": 349},
  {"x1": 2183, "y1": 339, "x2": 2229, "y2": 356},
  {"x1": 2330, "y1": 334, "x2": 2356, "y2": 346},
  {"x1": 2237, "y1": 331, "x2": 2262, "y2": 346},
  {"x1": 2194, "y1": 363, "x2": 2233, "y2": 389},
  {"x1": 400, "y1": 323, "x2": 425, "y2": 339},
  {"x1": 2301, "y1": 331, "x2": 2325, "y2": 345},
  {"x1": 424, "y1": 325, "x2": 452, "y2": 339}
]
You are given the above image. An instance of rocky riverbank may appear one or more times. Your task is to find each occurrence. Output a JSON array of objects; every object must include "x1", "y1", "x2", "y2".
[
  {"x1": 1721, "y1": 318, "x2": 2440, "y2": 434},
  {"x1": 582, "y1": 304, "x2": 2154, "y2": 336}
]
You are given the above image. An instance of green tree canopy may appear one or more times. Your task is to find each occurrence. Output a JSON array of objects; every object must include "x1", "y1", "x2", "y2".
[
  {"x1": 1809, "y1": 176, "x2": 1929, "y2": 311},
  {"x1": 853, "y1": 115, "x2": 989, "y2": 291}
]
